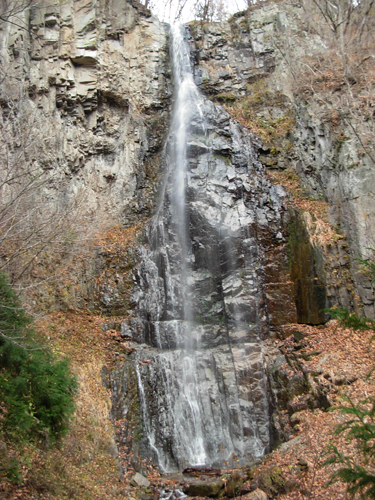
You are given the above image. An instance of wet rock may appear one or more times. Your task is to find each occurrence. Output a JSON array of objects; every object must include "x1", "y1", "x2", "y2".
[
  {"x1": 265, "y1": 282, "x2": 298, "y2": 326},
  {"x1": 225, "y1": 472, "x2": 245, "y2": 498},
  {"x1": 187, "y1": 140, "x2": 210, "y2": 156},
  {"x1": 123, "y1": 27, "x2": 290, "y2": 470},
  {"x1": 183, "y1": 478, "x2": 225, "y2": 497},
  {"x1": 287, "y1": 373, "x2": 308, "y2": 400},
  {"x1": 190, "y1": 4, "x2": 373, "y2": 316},
  {"x1": 288, "y1": 211, "x2": 327, "y2": 325},
  {"x1": 250, "y1": 466, "x2": 286, "y2": 497},
  {"x1": 160, "y1": 489, "x2": 187, "y2": 500},
  {"x1": 183, "y1": 467, "x2": 221, "y2": 476}
]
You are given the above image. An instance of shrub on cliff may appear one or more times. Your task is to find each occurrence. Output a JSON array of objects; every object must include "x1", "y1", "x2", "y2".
[
  {"x1": 328, "y1": 306, "x2": 375, "y2": 332},
  {"x1": 0, "y1": 272, "x2": 77, "y2": 441}
]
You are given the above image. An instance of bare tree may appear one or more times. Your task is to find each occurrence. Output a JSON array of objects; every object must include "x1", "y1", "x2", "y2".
[
  {"x1": 194, "y1": 0, "x2": 229, "y2": 22},
  {"x1": 0, "y1": 99, "x2": 90, "y2": 286},
  {"x1": 0, "y1": 0, "x2": 38, "y2": 29},
  {"x1": 297, "y1": 0, "x2": 375, "y2": 67},
  {"x1": 288, "y1": 0, "x2": 375, "y2": 164},
  {"x1": 154, "y1": 0, "x2": 233, "y2": 23},
  {"x1": 244, "y1": 0, "x2": 265, "y2": 7}
]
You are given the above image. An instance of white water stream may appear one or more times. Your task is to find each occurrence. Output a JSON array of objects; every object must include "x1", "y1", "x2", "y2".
[
  {"x1": 153, "y1": 23, "x2": 207, "y2": 467},
  {"x1": 132, "y1": 24, "x2": 270, "y2": 471}
]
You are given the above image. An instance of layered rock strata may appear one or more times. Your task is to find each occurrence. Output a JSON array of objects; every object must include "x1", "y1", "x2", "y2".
[
  {"x1": 2, "y1": 0, "x2": 373, "y2": 478},
  {"x1": 0, "y1": 0, "x2": 171, "y2": 226}
]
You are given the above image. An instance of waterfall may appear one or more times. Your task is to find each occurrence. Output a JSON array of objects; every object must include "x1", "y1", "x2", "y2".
[
  {"x1": 169, "y1": 23, "x2": 203, "y2": 329},
  {"x1": 125, "y1": 24, "x2": 275, "y2": 472}
]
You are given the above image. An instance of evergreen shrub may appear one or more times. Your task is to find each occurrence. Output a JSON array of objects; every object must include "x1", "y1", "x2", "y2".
[{"x1": 0, "y1": 273, "x2": 77, "y2": 441}]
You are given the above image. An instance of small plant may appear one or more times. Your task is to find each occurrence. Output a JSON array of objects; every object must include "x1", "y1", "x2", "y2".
[
  {"x1": 0, "y1": 454, "x2": 22, "y2": 483},
  {"x1": 325, "y1": 397, "x2": 375, "y2": 499},
  {"x1": 326, "y1": 306, "x2": 375, "y2": 332}
]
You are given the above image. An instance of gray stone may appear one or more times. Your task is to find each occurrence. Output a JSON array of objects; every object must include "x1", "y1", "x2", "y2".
[
  {"x1": 126, "y1": 82, "x2": 289, "y2": 469},
  {"x1": 190, "y1": 2, "x2": 375, "y2": 316},
  {"x1": 0, "y1": 0, "x2": 172, "y2": 240},
  {"x1": 242, "y1": 489, "x2": 268, "y2": 500},
  {"x1": 226, "y1": 473, "x2": 245, "y2": 498},
  {"x1": 4, "y1": 0, "x2": 374, "y2": 478},
  {"x1": 279, "y1": 435, "x2": 304, "y2": 453},
  {"x1": 130, "y1": 472, "x2": 150, "y2": 488}
]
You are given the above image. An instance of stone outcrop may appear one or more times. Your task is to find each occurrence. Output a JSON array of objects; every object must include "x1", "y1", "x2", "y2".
[
  {"x1": 108, "y1": 26, "x2": 298, "y2": 470},
  {"x1": 0, "y1": 0, "x2": 171, "y2": 226},
  {"x1": 188, "y1": 3, "x2": 375, "y2": 317}
]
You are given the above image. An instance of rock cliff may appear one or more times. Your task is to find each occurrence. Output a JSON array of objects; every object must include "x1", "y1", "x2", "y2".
[
  {"x1": 0, "y1": 0, "x2": 171, "y2": 227},
  {"x1": 2, "y1": 0, "x2": 372, "y2": 322},
  {"x1": 188, "y1": 2, "x2": 375, "y2": 318}
]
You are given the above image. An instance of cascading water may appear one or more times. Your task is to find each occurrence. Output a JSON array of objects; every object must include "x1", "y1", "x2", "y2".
[{"x1": 116, "y1": 23, "x2": 288, "y2": 472}]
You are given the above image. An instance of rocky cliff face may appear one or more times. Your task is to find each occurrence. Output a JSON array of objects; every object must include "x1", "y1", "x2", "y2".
[
  {"x1": 188, "y1": 3, "x2": 375, "y2": 318},
  {"x1": 108, "y1": 24, "x2": 296, "y2": 472},
  {"x1": 2, "y1": 1, "x2": 371, "y2": 330},
  {"x1": 0, "y1": 0, "x2": 171, "y2": 226},
  {"x1": 106, "y1": 4, "x2": 374, "y2": 473}
]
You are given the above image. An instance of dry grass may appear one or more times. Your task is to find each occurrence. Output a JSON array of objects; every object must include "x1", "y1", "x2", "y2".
[{"x1": 225, "y1": 83, "x2": 295, "y2": 150}]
